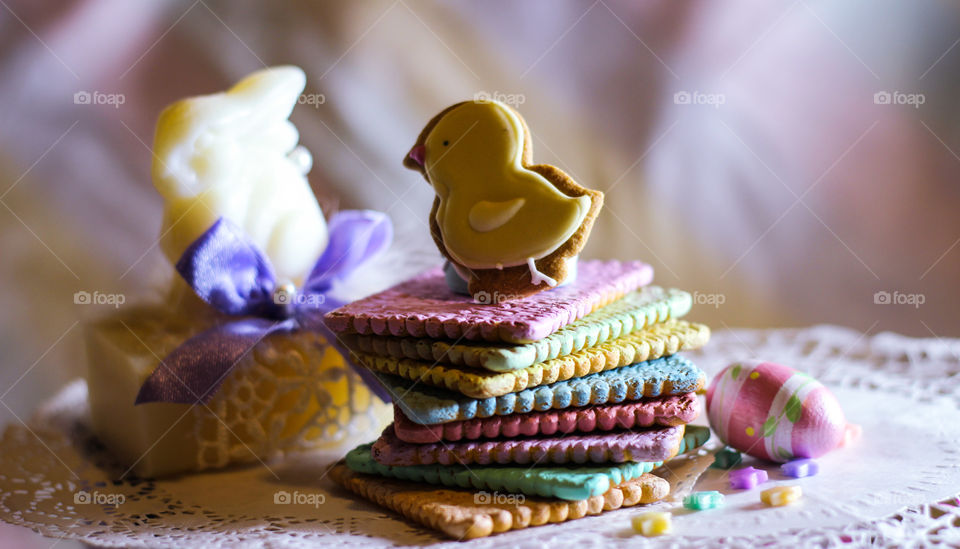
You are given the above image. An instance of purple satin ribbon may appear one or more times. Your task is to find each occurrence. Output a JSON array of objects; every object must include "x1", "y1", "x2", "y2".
[{"x1": 135, "y1": 211, "x2": 393, "y2": 405}]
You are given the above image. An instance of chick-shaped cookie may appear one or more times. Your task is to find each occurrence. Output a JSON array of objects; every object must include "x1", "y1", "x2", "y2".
[{"x1": 404, "y1": 100, "x2": 603, "y2": 299}]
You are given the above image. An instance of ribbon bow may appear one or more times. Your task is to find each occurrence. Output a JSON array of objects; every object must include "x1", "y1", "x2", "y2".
[{"x1": 135, "y1": 211, "x2": 392, "y2": 405}]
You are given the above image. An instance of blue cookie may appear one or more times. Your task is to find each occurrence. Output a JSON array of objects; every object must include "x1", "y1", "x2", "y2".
[
  {"x1": 344, "y1": 425, "x2": 710, "y2": 501},
  {"x1": 379, "y1": 354, "x2": 706, "y2": 425}
]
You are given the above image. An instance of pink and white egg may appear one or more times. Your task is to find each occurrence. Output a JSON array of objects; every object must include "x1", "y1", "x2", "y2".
[{"x1": 706, "y1": 360, "x2": 847, "y2": 462}]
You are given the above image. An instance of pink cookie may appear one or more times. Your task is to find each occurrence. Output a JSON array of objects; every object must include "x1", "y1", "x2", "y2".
[
  {"x1": 323, "y1": 260, "x2": 653, "y2": 343},
  {"x1": 371, "y1": 424, "x2": 685, "y2": 466},
  {"x1": 392, "y1": 393, "x2": 700, "y2": 443}
]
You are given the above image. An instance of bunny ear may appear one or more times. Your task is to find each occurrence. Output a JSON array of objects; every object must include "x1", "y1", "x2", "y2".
[
  {"x1": 305, "y1": 210, "x2": 393, "y2": 294},
  {"x1": 176, "y1": 217, "x2": 278, "y2": 316},
  {"x1": 229, "y1": 66, "x2": 305, "y2": 103}
]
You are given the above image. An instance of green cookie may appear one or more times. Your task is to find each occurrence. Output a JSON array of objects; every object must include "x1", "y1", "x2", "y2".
[
  {"x1": 344, "y1": 425, "x2": 710, "y2": 501},
  {"x1": 345, "y1": 287, "x2": 691, "y2": 372}
]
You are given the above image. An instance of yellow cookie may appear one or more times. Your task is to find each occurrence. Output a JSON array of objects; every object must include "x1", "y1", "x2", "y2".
[{"x1": 349, "y1": 319, "x2": 710, "y2": 399}]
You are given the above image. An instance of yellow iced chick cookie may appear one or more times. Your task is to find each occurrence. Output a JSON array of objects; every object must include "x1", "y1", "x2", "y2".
[
  {"x1": 405, "y1": 99, "x2": 604, "y2": 299},
  {"x1": 418, "y1": 101, "x2": 589, "y2": 278}
]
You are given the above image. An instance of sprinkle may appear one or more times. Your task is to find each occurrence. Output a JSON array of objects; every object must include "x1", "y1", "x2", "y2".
[
  {"x1": 632, "y1": 511, "x2": 672, "y2": 536},
  {"x1": 749, "y1": 371, "x2": 760, "y2": 380},
  {"x1": 781, "y1": 459, "x2": 819, "y2": 478},
  {"x1": 761, "y1": 485, "x2": 802, "y2": 506},
  {"x1": 729, "y1": 466, "x2": 769, "y2": 490},
  {"x1": 710, "y1": 448, "x2": 742, "y2": 469},
  {"x1": 745, "y1": 426, "x2": 755, "y2": 436},
  {"x1": 683, "y1": 491, "x2": 725, "y2": 511}
]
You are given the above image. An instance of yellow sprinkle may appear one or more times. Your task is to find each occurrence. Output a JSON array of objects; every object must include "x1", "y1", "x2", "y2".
[
  {"x1": 761, "y1": 485, "x2": 802, "y2": 507},
  {"x1": 749, "y1": 372, "x2": 760, "y2": 380},
  {"x1": 632, "y1": 511, "x2": 672, "y2": 536},
  {"x1": 745, "y1": 426, "x2": 755, "y2": 436}
]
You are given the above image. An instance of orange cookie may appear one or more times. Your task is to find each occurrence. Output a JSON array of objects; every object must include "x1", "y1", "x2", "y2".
[{"x1": 404, "y1": 100, "x2": 603, "y2": 299}]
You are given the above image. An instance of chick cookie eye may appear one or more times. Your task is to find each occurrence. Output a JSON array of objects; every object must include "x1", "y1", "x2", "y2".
[{"x1": 442, "y1": 140, "x2": 449, "y2": 146}]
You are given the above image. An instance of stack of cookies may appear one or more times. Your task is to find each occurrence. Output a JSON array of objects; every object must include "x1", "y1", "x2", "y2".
[
  {"x1": 324, "y1": 260, "x2": 711, "y2": 539},
  {"x1": 324, "y1": 98, "x2": 712, "y2": 539}
]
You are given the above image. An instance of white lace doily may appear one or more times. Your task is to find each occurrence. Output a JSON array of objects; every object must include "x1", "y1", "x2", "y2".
[{"x1": 2, "y1": 325, "x2": 960, "y2": 548}]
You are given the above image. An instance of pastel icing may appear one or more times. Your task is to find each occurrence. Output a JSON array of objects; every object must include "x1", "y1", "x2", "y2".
[
  {"x1": 324, "y1": 259, "x2": 654, "y2": 343},
  {"x1": 371, "y1": 424, "x2": 685, "y2": 466},
  {"x1": 347, "y1": 286, "x2": 693, "y2": 372},
  {"x1": 346, "y1": 443, "x2": 659, "y2": 501},
  {"x1": 351, "y1": 319, "x2": 710, "y2": 399},
  {"x1": 706, "y1": 360, "x2": 846, "y2": 462},
  {"x1": 420, "y1": 100, "x2": 591, "y2": 271},
  {"x1": 379, "y1": 354, "x2": 707, "y2": 425},
  {"x1": 344, "y1": 425, "x2": 710, "y2": 502},
  {"x1": 391, "y1": 393, "x2": 700, "y2": 443}
]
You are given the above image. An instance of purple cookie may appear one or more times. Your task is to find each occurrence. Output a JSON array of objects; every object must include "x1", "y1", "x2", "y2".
[
  {"x1": 323, "y1": 260, "x2": 653, "y2": 343},
  {"x1": 392, "y1": 394, "x2": 700, "y2": 443},
  {"x1": 371, "y1": 424, "x2": 685, "y2": 466}
]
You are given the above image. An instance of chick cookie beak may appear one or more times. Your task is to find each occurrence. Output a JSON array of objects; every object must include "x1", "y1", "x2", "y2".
[{"x1": 407, "y1": 144, "x2": 426, "y2": 168}]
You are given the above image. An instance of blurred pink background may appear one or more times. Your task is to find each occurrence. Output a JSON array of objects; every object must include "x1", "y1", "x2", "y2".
[{"x1": 1, "y1": 1, "x2": 959, "y2": 544}]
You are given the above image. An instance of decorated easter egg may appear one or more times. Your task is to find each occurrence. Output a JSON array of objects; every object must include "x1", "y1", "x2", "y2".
[{"x1": 706, "y1": 360, "x2": 846, "y2": 462}]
